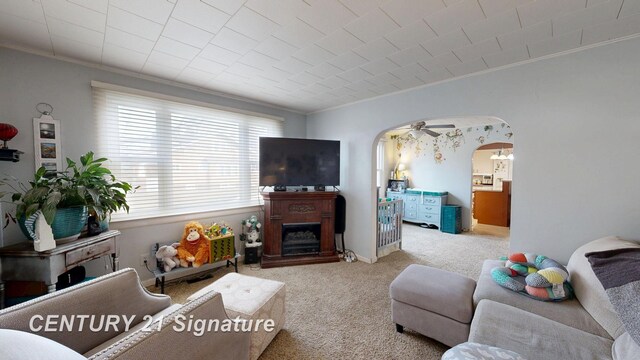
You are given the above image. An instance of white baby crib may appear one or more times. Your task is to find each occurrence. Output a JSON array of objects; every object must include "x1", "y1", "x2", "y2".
[{"x1": 377, "y1": 199, "x2": 403, "y2": 252}]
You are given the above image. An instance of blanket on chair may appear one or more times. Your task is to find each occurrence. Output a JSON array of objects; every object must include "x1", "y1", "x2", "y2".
[{"x1": 586, "y1": 248, "x2": 640, "y2": 346}]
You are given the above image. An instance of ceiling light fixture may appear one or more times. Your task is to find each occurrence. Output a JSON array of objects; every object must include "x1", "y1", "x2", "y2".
[{"x1": 490, "y1": 148, "x2": 513, "y2": 160}]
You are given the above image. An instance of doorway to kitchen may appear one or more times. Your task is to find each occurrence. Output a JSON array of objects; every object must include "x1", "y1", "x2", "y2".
[{"x1": 471, "y1": 142, "x2": 513, "y2": 230}]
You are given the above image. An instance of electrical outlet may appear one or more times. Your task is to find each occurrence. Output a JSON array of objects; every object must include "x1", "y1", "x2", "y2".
[{"x1": 140, "y1": 254, "x2": 150, "y2": 267}]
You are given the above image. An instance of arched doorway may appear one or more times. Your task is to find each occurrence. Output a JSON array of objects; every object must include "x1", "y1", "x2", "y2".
[
  {"x1": 471, "y1": 142, "x2": 514, "y2": 231},
  {"x1": 372, "y1": 117, "x2": 514, "y2": 260}
]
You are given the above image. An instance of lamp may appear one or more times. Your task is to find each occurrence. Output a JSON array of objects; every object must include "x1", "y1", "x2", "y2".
[
  {"x1": 392, "y1": 153, "x2": 402, "y2": 179},
  {"x1": 409, "y1": 130, "x2": 423, "y2": 139},
  {"x1": 0, "y1": 123, "x2": 18, "y2": 149},
  {"x1": 490, "y1": 149, "x2": 513, "y2": 160}
]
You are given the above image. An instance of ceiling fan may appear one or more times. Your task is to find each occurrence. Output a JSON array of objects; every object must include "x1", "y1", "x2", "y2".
[{"x1": 405, "y1": 121, "x2": 456, "y2": 138}]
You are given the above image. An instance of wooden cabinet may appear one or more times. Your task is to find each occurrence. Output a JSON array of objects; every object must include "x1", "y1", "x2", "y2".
[
  {"x1": 473, "y1": 180, "x2": 511, "y2": 227},
  {"x1": 261, "y1": 191, "x2": 340, "y2": 268}
]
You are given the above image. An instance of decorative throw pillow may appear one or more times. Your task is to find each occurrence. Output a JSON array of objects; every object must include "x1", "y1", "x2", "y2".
[
  {"x1": 586, "y1": 248, "x2": 640, "y2": 347},
  {"x1": 442, "y1": 342, "x2": 526, "y2": 360},
  {"x1": 0, "y1": 329, "x2": 86, "y2": 360}
]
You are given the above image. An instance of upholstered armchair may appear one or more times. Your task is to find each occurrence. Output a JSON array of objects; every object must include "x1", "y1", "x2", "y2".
[{"x1": 0, "y1": 268, "x2": 250, "y2": 360}]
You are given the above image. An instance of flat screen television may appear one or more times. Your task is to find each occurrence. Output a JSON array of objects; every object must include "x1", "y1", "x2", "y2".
[{"x1": 259, "y1": 137, "x2": 340, "y2": 187}]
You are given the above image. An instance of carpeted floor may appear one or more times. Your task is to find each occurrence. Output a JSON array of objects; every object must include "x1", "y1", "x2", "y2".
[{"x1": 153, "y1": 223, "x2": 509, "y2": 360}]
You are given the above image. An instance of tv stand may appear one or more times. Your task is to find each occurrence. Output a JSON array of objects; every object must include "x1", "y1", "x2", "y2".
[{"x1": 261, "y1": 191, "x2": 339, "y2": 268}]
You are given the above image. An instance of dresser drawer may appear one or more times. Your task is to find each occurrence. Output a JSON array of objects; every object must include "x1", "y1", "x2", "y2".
[
  {"x1": 404, "y1": 211, "x2": 418, "y2": 220},
  {"x1": 419, "y1": 204, "x2": 440, "y2": 214},
  {"x1": 405, "y1": 202, "x2": 418, "y2": 212},
  {"x1": 422, "y1": 196, "x2": 442, "y2": 206},
  {"x1": 418, "y1": 212, "x2": 440, "y2": 224},
  {"x1": 66, "y1": 238, "x2": 115, "y2": 267}
]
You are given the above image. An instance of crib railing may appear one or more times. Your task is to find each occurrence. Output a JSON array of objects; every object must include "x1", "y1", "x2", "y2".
[{"x1": 377, "y1": 199, "x2": 403, "y2": 249}]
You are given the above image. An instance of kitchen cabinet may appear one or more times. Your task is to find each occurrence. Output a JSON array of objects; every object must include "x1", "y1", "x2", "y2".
[{"x1": 473, "y1": 180, "x2": 511, "y2": 227}]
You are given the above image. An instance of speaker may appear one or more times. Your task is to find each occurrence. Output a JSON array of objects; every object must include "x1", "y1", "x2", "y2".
[
  {"x1": 335, "y1": 195, "x2": 346, "y2": 234},
  {"x1": 314, "y1": 184, "x2": 325, "y2": 191},
  {"x1": 274, "y1": 185, "x2": 287, "y2": 191}
]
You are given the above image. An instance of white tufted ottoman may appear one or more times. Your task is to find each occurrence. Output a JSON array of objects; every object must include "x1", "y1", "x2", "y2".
[{"x1": 188, "y1": 273, "x2": 285, "y2": 360}]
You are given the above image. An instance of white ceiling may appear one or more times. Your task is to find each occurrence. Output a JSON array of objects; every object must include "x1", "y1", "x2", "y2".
[{"x1": 1, "y1": 0, "x2": 639, "y2": 113}]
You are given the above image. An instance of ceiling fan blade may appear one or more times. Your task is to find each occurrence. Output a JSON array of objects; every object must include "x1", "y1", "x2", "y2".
[
  {"x1": 423, "y1": 129, "x2": 442, "y2": 137},
  {"x1": 423, "y1": 124, "x2": 455, "y2": 129}
]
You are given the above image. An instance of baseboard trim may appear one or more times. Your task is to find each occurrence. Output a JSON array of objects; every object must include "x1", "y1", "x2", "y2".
[{"x1": 355, "y1": 253, "x2": 374, "y2": 263}]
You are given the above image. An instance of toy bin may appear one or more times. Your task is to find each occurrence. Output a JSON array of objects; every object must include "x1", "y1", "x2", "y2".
[
  {"x1": 210, "y1": 234, "x2": 235, "y2": 262},
  {"x1": 440, "y1": 205, "x2": 462, "y2": 234}
]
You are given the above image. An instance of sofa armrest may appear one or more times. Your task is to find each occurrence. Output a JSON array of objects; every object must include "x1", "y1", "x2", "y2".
[
  {"x1": 0, "y1": 268, "x2": 171, "y2": 354},
  {"x1": 88, "y1": 290, "x2": 251, "y2": 360}
]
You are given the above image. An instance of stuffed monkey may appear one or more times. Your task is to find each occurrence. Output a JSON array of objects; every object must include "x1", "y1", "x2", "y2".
[{"x1": 177, "y1": 221, "x2": 210, "y2": 268}]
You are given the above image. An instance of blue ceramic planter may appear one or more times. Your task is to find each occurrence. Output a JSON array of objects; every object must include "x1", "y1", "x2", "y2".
[{"x1": 19, "y1": 206, "x2": 88, "y2": 241}]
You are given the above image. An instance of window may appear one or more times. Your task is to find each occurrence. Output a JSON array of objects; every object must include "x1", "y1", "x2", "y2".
[
  {"x1": 93, "y1": 83, "x2": 283, "y2": 220},
  {"x1": 376, "y1": 140, "x2": 385, "y2": 188}
]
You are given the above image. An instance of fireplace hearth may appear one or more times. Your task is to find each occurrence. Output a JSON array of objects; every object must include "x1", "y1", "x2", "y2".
[
  {"x1": 282, "y1": 223, "x2": 321, "y2": 256},
  {"x1": 261, "y1": 191, "x2": 340, "y2": 268}
]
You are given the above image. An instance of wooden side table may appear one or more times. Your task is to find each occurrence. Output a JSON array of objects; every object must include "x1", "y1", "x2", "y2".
[{"x1": 0, "y1": 230, "x2": 120, "y2": 309}]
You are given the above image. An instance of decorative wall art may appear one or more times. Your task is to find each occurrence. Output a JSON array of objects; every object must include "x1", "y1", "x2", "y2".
[
  {"x1": 33, "y1": 103, "x2": 62, "y2": 175},
  {"x1": 392, "y1": 122, "x2": 513, "y2": 165}
]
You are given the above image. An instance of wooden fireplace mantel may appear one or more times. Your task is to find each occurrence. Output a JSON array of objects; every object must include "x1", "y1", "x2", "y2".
[{"x1": 261, "y1": 191, "x2": 340, "y2": 268}]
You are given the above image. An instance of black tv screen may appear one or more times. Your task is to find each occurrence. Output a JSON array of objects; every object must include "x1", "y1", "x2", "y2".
[{"x1": 259, "y1": 137, "x2": 340, "y2": 186}]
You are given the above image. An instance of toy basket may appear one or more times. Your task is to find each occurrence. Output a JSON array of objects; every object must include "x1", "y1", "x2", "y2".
[
  {"x1": 210, "y1": 234, "x2": 235, "y2": 262},
  {"x1": 440, "y1": 205, "x2": 462, "y2": 234}
]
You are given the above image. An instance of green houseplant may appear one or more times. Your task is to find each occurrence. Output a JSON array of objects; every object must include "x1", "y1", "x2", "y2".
[{"x1": 1, "y1": 151, "x2": 135, "y2": 240}]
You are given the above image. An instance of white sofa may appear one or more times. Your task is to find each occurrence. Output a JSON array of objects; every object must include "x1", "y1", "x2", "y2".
[{"x1": 469, "y1": 236, "x2": 640, "y2": 359}]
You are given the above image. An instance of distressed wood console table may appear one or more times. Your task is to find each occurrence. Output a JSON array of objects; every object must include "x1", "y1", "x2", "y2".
[{"x1": 0, "y1": 230, "x2": 120, "y2": 309}]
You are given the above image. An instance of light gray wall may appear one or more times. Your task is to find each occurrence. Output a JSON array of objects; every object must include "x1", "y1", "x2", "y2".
[
  {"x1": 0, "y1": 48, "x2": 305, "y2": 280},
  {"x1": 307, "y1": 36, "x2": 640, "y2": 263}
]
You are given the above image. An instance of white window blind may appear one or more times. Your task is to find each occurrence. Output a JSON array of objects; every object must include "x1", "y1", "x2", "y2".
[
  {"x1": 93, "y1": 85, "x2": 283, "y2": 220},
  {"x1": 376, "y1": 141, "x2": 385, "y2": 188}
]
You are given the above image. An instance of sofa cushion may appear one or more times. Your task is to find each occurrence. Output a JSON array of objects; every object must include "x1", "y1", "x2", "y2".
[
  {"x1": 567, "y1": 236, "x2": 640, "y2": 339},
  {"x1": 474, "y1": 259, "x2": 610, "y2": 338},
  {"x1": 83, "y1": 304, "x2": 183, "y2": 357},
  {"x1": 442, "y1": 342, "x2": 525, "y2": 360},
  {"x1": 612, "y1": 332, "x2": 640, "y2": 360},
  {"x1": 0, "y1": 329, "x2": 86, "y2": 360},
  {"x1": 470, "y1": 300, "x2": 614, "y2": 360}
]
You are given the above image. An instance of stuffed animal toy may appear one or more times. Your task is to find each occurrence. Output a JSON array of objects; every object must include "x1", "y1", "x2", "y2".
[
  {"x1": 241, "y1": 215, "x2": 261, "y2": 244},
  {"x1": 491, "y1": 252, "x2": 573, "y2": 301},
  {"x1": 155, "y1": 243, "x2": 179, "y2": 272},
  {"x1": 177, "y1": 221, "x2": 210, "y2": 268}
]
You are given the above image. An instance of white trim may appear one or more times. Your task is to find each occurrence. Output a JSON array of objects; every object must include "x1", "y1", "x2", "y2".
[
  {"x1": 355, "y1": 253, "x2": 375, "y2": 264},
  {"x1": 91, "y1": 81, "x2": 284, "y2": 122},
  {"x1": 111, "y1": 205, "x2": 263, "y2": 230},
  {"x1": 309, "y1": 32, "x2": 640, "y2": 115}
]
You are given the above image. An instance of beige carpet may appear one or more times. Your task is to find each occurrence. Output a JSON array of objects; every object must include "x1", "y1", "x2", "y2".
[{"x1": 152, "y1": 223, "x2": 509, "y2": 359}]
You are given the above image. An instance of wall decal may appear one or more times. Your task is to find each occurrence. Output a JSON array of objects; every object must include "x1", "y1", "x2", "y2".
[{"x1": 391, "y1": 122, "x2": 513, "y2": 165}]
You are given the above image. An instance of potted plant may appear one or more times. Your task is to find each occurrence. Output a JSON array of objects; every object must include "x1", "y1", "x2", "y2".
[{"x1": 0, "y1": 151, "x2": 135, "y2": 241}]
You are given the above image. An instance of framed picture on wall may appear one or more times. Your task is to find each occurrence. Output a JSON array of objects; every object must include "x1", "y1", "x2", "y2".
[{"x1": 33, "y1": 115, "x2": 62, "y2": 176}]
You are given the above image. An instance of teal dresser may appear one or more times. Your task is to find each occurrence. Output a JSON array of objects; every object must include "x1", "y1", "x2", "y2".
[{"x1": 386, "y1": 189, "x2": 448, "y2": 228}]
